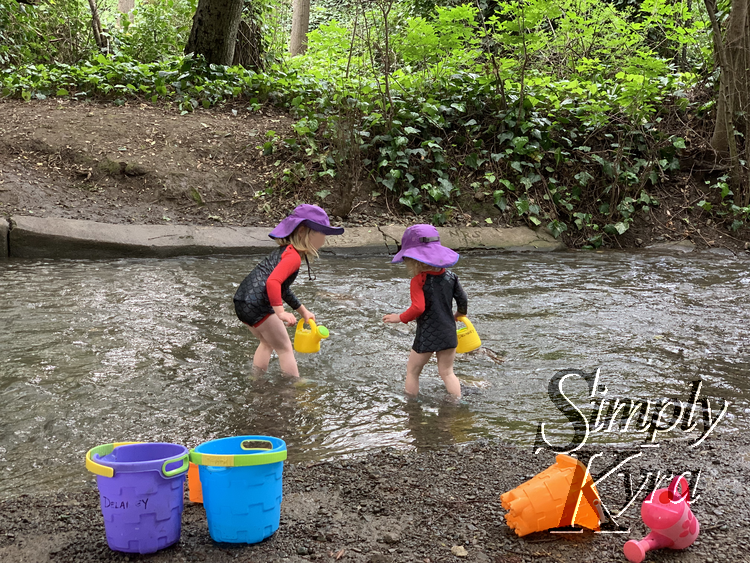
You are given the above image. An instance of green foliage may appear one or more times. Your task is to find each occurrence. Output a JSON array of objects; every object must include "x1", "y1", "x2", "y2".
[
  {"x1": 1, "y1": 54, "x2": 270, "y2": 113},
  {"x1": 2, "y1": 0, "x2": 742, "y2": 243},
  {"x1": 0, "y1": 0, "x2": 95, "y2": 68},
  {"x1": 309, "y1": 0, "x2": 357, "y2": 31},
  {"x1": 114, "y1": 0, "x2": 197, "y2": 63},
  {"x1": 276, "y1": 1, "x2": 691, "y2": 238},
  {"x1": 245, "y1": 0, "x2": 277, "y2": 66},
  {"x1": 392, "y1": 4, "x2": 480, "y2": 69},
  {"x1": 695, "y1": 175, "x2": 750, "y2": 232},
  {"x1": 1, "y1": 0, "x2": 278, "y2": 68},
  {"x1": 0, "y1": 0, "x2": 38, "y2": 67}
]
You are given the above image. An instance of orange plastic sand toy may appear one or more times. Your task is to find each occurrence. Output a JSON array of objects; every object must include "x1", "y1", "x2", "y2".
[
  {"x1": 501, "y1": 454, "x2": 603, "y2": 536},
  {"x1": 187, "y1": 461, "x2": 203, "y2": 503}
]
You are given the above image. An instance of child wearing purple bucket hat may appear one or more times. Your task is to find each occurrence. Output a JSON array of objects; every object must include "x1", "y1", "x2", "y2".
[
  {"x1": 233, "y1": 204, "x2": 344, "y2": 377},
  {"x1": 383, "y1": 224, "x2": 468, "y2": 399}
]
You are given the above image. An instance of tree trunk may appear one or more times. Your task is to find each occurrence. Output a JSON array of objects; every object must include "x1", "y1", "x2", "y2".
[
  {"x1": 185, "y1": 0, "x2": 244, "y2": 66},
  {"x1": 289, "y1": 0, "x2": 310, "y2": 56},
  {"x1": 707, "y1": 0, "x2": 749, "y2": 204},
  {"x1": 710, "y1": 0, "x2": 749, "y2": 153},
  {"x1": 86, "y1": 0, "x2": 108, "y2": 52},
  {"x1": 118, "y1": 0, "x2": 134, "y2": 15}
]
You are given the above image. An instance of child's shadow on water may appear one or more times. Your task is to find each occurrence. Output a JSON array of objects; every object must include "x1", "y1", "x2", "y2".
[
  {"x1": 403, "y1": 398, "x2": 478, "y2": 450},
  {"x1": 223, "y1": 370, "x2": 314, "y2": 438}
]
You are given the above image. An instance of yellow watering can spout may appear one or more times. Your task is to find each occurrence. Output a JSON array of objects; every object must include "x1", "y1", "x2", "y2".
[
  {"x1": 293, "y1": 319, "x2": 329, "y2": 354},
  {"x1": 456, "y1": 316, "x2": 481, "y2": 354}
]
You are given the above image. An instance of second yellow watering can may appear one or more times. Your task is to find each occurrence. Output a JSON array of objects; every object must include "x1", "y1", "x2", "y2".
[
  {"x1": 293, "y1": 319, "x2": 329, "y2": 353},
  {"x1": 456, "y1": 316, "x2": 481, "y2": 354}
]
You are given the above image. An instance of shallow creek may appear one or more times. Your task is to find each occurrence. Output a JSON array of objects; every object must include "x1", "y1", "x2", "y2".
[{"x1": 1, "y1": 250, "x2": 748, "y2": 497}]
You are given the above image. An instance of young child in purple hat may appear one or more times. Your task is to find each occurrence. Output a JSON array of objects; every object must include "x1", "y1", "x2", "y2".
[
  {"x1": 383, "y1": 224, "x2": 468, "y2": 399},
  {"x1": 233, "y1": 204, "x2": 344, "y2": 377}
]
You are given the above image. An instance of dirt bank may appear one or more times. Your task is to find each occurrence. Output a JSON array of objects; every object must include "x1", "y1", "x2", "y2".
[
  {"x1": 0, "y1": 98, "x2": 416, "y2": 233},
  {"x1": 2, "y1": 98, "x2": 750, "y2": 255},
  {"x1": 2, "y1": 434, "x2": 748, "y2": 563}
]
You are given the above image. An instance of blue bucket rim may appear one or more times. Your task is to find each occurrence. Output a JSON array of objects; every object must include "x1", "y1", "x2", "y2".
[{"x1": 191, "y1": 435, "x2": 287, "y2": 467}]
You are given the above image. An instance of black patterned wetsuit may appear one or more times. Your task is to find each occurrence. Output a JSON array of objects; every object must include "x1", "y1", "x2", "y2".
[
  {"x1": 399, "y1": 269, "x2": 468, "y2": 353},
  {"x1": 234, "y1": 245, "x2": 302, "y2": 327}
]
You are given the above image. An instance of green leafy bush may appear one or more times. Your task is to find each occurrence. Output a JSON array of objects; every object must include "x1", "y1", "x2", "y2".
[
  {"x1": 0, "y1": 54, "x2": 272, "y2": 113},
  {"x1": 114, "y1": 0, "x2": 197, "y2": 63},
  {"x1": 0, "y1": 0, "x2": 95, "y2": 68}
]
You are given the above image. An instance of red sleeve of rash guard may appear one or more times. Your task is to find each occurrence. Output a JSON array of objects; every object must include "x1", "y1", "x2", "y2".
[
  {"x1": 266, "y1": 246, "x2": 301, "y2": 307},
  {"x1": 399, "y1": 273, "x2": 427, "y2": 323}
]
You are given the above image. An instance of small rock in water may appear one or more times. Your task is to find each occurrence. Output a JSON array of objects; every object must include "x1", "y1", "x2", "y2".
[{"x1": 460, "y1": 384, "x2": 482, "y2": 395}]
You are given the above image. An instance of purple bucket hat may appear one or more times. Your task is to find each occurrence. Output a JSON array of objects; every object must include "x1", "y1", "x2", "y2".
[
  {"x1": 392, "y1": 224, "x2": 459, "y2": 268},
  {"x1": 268, "y1": 204, "x2": 344, "y2": 239}
]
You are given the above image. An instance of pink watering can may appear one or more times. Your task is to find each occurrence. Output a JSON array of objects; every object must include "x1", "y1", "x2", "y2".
[{"x1": 623, "y1": 475, "x2": 700, "y2": 563}]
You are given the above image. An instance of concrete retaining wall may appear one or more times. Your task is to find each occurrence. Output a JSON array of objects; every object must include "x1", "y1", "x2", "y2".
[
  {"x1": 0, "y1": 218, "x2": 8, "y2": 259},
  {"x1": 5, "y1": 216, "x2": 566, "y2": 259},
  {"x1": 8, "y1": 216, "x2": 276, "y2": 259}
]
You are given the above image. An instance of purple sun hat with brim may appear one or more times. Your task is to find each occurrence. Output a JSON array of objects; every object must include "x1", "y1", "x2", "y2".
[
  {"x1": 268, "y1": 204, "x2": 345, "y2": 239},
  {"x1": 392, "y1": 224, "x2": 459, "y2": 268}
]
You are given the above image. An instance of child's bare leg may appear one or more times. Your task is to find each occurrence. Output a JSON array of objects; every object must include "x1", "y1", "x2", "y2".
[
  {"x1": 250, "y1": 316, "x2": 299, "y2": 377},
  {"x1": 436, "y1": 348, "x2": 461, "y2": 398},
  {"x1": 247, "y1": 326, "x2": 272, "y2": 371},
  {"x1": 405, "y1": 350, "x2": 432, "y2": 397}
]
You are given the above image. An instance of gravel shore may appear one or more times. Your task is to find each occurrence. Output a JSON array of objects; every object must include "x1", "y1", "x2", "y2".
[{"x1": 2, "y1": 434, "x2": 748, "y2": 563}]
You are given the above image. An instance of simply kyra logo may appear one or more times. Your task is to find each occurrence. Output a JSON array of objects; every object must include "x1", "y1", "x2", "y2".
[
  {"x1": 530, "y1": 368, "x2": 730, "y2": 533},
  {"x1": 534, "y1": 368, "x2": 729, "y2": 454}
]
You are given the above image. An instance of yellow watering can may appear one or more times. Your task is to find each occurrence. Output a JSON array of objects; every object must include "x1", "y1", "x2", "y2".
[
  {"x1": 456, "y1": 316, "x2": 481, "y2": 354},
  {"x1": 293, "y1": 319, "x2": 329, "y2": 353}
]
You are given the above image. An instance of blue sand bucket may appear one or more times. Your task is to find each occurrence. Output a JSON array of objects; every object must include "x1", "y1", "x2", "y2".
[
  {"x1": 190, "y1": 435, "x2": 287, "y2": 544},
  {"x1": 85, "y1": 442, "x2": 189, "y2": 554}
]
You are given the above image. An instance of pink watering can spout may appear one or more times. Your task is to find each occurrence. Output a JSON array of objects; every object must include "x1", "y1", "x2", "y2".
[{"x1": 623, "y1": 475, "x2": 700, "y2": 563}]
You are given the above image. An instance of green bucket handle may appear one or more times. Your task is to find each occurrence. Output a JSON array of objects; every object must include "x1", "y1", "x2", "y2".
[
  {"x1": 85, "y1": 441, "x2": 140, "y2": 478},
  {"x1": 189, "y1": 439, "x2": 287, "y2": 467},
  {"x1": 161, "y1": 453, "x2": 189, "y2": 477}
]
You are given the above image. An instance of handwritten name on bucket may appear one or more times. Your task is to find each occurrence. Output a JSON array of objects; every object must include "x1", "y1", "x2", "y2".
[{"x1": 102, "y1": 497, "x2": 151, "y2": 510}]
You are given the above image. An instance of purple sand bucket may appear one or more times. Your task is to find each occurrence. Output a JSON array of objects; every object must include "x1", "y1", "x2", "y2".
[{"x1": 85, "y1": 442, "x2": 189, "y2": 554}]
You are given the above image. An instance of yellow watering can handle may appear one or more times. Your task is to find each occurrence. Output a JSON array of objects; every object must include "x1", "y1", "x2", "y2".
[
  {"x1": 456, "y1": 315, "x2": 475, "y2": 331},
  {"x1": 296, "y1": 318, "x2": 318, "y2": 332}
]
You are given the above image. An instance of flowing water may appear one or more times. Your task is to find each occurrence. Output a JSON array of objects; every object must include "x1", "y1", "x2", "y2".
[{"x1": 1, "y1": 250, "x2": 748, "y2": 498}]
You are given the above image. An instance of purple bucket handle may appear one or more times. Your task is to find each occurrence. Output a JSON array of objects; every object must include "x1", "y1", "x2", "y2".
[
  {"x1": 85, "y1": 442, "x2": 140, "y2": 478},
  {"x1": 89, "y1": 443, "x2": 189, "y2": 479}
]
